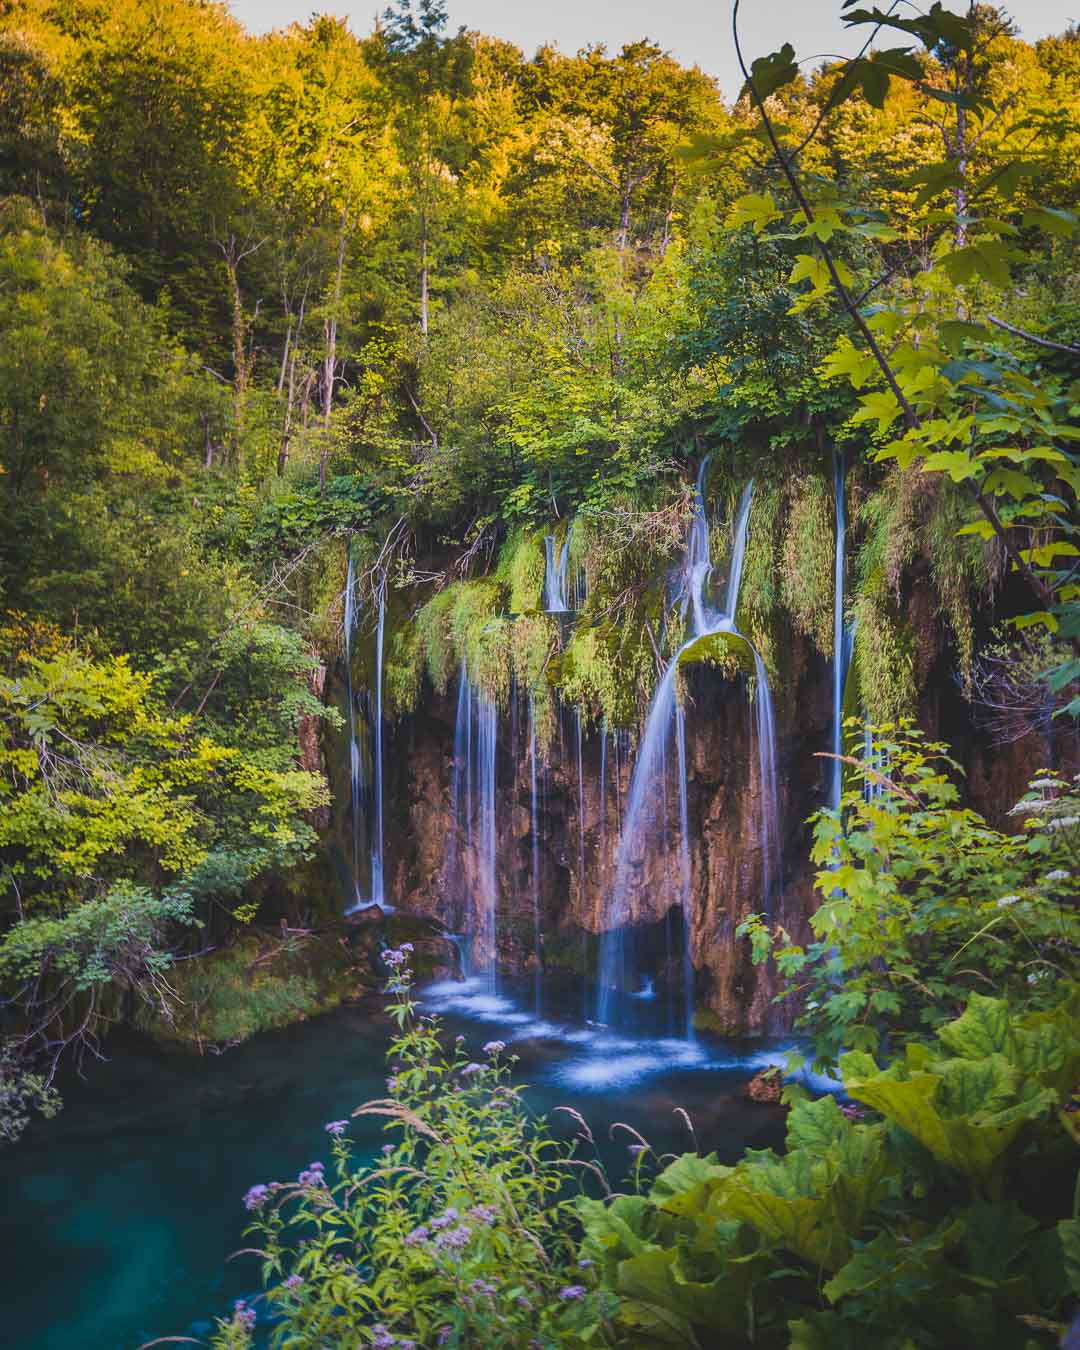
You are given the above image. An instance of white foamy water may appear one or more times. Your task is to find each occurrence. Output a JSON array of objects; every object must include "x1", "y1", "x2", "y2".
[{"x1": 416, "y1": 977, "x2": 840, "y2": 1096}]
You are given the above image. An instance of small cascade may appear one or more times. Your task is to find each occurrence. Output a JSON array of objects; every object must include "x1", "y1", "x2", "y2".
[
  {"x1": 343, "y1": 544, "x2": 364, "y2": 906},
  {"x1": 528, "y1": 697, "x2": 542, "y2": 1013},
  {"x1": 598, "y1": 720, "x2": 608, "y2": 886},
  {"x1": 598, "y1": 468, "x2": 781, "y2": 1030},
  {"x1": 344, "y1": 553, "x2": 389, "y2": 914},
  {"x1": 370, "y1": 573, "x2": 386, "y2": 908},
  {"x1": 446, "y1": 664, "x2": 498, "y2": 980},
  {"x1": 863, "y1": 724, "x2": 888, "y2": 804},
  {"x1": 447, "y1": 663, "x2": 471, "y2": 927},
  {"x1": 543, "y1": 534, "x2": 571, "y2": 612},
  {"x1": 574, "y1": 559, "x2": 589, "y2": 610},
  {"x1": 830, "y1": 450, "x2": 856, "y2": 811},
  {"x1": 477, "y1": 694, "x2": 498, "y2": 985},
  {"x1": 574, "y1": 707, "x2": 588, "y2": 1015},
  {"x1": 675, "y1": 706, "x2": 694, "y2": 1037},
  {"x1": 752, "y1": 649, "x2": 782, "y2": 906}
]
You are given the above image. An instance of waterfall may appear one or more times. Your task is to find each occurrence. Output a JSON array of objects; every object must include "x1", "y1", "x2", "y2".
[
  {"x1": 598, "y1": 468, "x2": 780, "y2": 1030},
  {"x1": 448, "y1": 664, "x2": 471, "y2": 928},
  {"x1": 598, "y1": 720, "x2": 608, "y2": 885},
  {"x1": 529, "y1": 698, "x2": 542, "y2": 1013},
  {"x1": 830, "y1": 450, "x2": 855, "y2": 812},
  {"x1": 477, "y1": 694, "x2": 498, "y2": 985},
  {"x1": 344, "y1": 544, "x2": 364, "y2": 906},
  {"x1": 449, "y1": 664, "x2": 500, "y2": 982},
  {"x1": 675, "y1": 705, "x2": 694, "y2": 1038},
  {"x1": 752, "y1": 649, "x2": 781, "y2": 907},
  {"x1": 575, "y1": 707, "x2": 588, "y2": 1016},
  {"x1": 371, "y1": 574, "x2": 386, "y2": 907},
  {"x1": 344, "y1": 554, "x2": 389, "y2": 914},
  {"x1": 544, "y1": 534, "x2": 571, "y2": 612}
]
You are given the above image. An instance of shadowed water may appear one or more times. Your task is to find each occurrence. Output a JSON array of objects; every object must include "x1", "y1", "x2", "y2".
[{"x1": 0, "y1": 976, "x2": 803, "y2": 1350}]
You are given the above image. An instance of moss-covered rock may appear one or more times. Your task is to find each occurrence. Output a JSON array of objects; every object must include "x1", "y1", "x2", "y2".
[{"x1": 136, "y1": 927, "x2": 372, "y2": 1052}]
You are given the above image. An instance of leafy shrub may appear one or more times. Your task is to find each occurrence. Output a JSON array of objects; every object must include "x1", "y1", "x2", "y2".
[
  {"x1": 740, "y1": 722, "x2": 1080, "y2": 1070},
  {"x1": 211, "y1": 951, "x2": 611, "y2": 1348},
  {"x1": 579, "y1": 993, "x2": 1080, "y2": 1349}
]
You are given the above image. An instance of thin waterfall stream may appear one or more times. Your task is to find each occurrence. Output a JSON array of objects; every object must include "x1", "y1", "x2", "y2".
[
  {"x1": 830, "y1": 449, "x2": 856, "y2": 812},
  {"x1": 344, "y1": 551, "x2": 389, "y2": 913},
  {"x1": 543, "y1": 533, "x2": 571, "y2": 612},
  {"x1": 597, "y1": 467, "x2": 782, "y2": 1032}
]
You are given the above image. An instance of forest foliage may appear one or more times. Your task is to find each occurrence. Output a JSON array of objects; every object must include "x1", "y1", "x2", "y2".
[{"x1": 0, "y1": 0, "x2": 1076, "y2": 1218}]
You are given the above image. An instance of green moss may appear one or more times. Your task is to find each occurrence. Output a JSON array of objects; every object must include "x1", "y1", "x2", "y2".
[
  {"x1": 737, "y1": 480, "x2": 783, "y2": 687},
  {"x1": 415, "y1": 586, "x2": 458, "y2": 694},
  {"x1": 511, "y1": 613, "x2": 559, "y2": 753},
  {"x1": 135, "y1": 930, "x2": 364, "y2": 1051},
  {"x1": 853, "y1": 569, "x2": 917, "y2": 723},
  {"x1": 495, "y1": 529, "x2": 546, "y2": 613},
  {"x1": 780, "y1": 473, "x2": 834, "y2": 657},
  {"x1": 413, "y1": 578, "x2": 512, "y2": 707},
  {"x1": 927, "y1": 483, "x2": 986, "y2": 689}
]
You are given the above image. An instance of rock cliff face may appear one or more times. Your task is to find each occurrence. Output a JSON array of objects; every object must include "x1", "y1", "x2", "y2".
[{"x1": 321, "y1": 624, "x2": 1073, "y2": 1033}]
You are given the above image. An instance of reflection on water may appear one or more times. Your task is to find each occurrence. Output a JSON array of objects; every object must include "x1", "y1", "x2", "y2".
[{"x1": 1, "y1": 975, "x2": 799, "y2": 1350}]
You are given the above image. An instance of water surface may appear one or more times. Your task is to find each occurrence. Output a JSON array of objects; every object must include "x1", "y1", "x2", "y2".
[{"x1": 1, "y1": 975, "x2": 792, "y2": 1349}]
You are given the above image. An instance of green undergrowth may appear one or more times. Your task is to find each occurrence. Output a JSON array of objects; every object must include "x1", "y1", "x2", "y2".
[
  {"x1": 345, "y1": 460, "x2": 995, "y2": 740},
  {"x1": 135, "y1": 929, "x2": 366, "y2": 1052}
]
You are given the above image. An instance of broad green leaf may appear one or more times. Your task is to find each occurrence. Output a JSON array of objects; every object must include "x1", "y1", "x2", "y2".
[
  {"x1": 939, "y1": 319, "x2": 987, "y2": 352},
  {"x1": 1060, "y1": 1219, "x2": 1080, "y2": 1296},
  {"x1": 921, "y1": 450, "x2": 978, "y2": 482},
  {"x1": 726, "y1": 192, "x2": 782, "y2": 234},
  {"x1": 851, "y1": 391, "x2": 902, "y2": 435},
  {"x1": 936, "y1": 994, "x2": 1012, "y2": 1059},
  {"x1": 741, "y1": 43, "x2": 798, "y2": 100},
  {"x1": 1022, "y1": 207, "x2": 1077, "y2": 238}
]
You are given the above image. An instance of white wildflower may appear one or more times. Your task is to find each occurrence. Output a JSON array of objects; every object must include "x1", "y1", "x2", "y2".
[
  {"x1": 1047, "y1": 816, "x2": 1080, "y2": 831},
  {"x1": 1044, "y1": 870, "x2": 1071, "y2": 883},
  {"x1": 996, "y1": 895, "x2": 1020, "y2": 908},
  {"x1": 1008, "y1": 798, "x2": 1052, "y2": 815},
  {"x1": 1029, "y1": 777, "x2": 1062, "y2": 790}
]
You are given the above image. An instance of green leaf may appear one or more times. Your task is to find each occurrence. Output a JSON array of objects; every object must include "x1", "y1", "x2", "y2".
[
  {"x1": 1060, "y1": 1219, "x2": 1080, "y2": 1296},
  {"x1": 726, "y1": 192, "x2": 782, "y2": 234},
  {"x1": 1022, "y1": 207, "x2": 1077, "y2": 238},
  {"x1": 939, "y1": 319, "x2": 987, "y2": 353},
  {"x1": 939, "y1": 242, "x2": 1017, "y2": 289},
  {"x1": 921, "y1": 450, "x2": 979, "y2": 482},
  {"x1": 741, "y1": 44, "x2": 799, "y2": 101},
  {"x1": 851, "y1": 390, "x2": 902, "y2": 435},
  {"x1": 1012, "y1": 611, "x2": 1059, "y2": 633}
]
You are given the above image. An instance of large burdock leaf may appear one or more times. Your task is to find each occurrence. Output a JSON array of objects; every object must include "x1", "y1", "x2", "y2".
[
  {"x1": 650, "y1": 1151, "x2": 730, "y2": 1218},
  {"x1": 616, "y1": 1246, "x2": 750, "y2": 1335},
  {"x1": 936, "y1": 993, "x2": 1013, "y2": 1058},
  {"x1": 841, "y1": 1048, "x2": 1056, "y2": 1180},
  {"x1": 1059, "y1": 1219, "x2": 1080, "y2": 1297},
  {"x1": 823, "y1": 1220, "x2": 964, "y2": 1304}
]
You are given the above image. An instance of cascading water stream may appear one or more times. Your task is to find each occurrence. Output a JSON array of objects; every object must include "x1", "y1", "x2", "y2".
[
  {"x1": 477, "y1": 695, "x2": 498, "y2": 988},
  {"x1": 343, "y1": 555, "x2": 390, "y2": 913},
  {"x1": 446, "y1": 664, "x2": 498, "y2": 981},
  {"x1": 575, "y1": 707, "x2": 588, "y2": 1016},
  {"x1": 544, "y1": 534, "x2": 571, "y2": 612},
  {"x1": 529, "y1": 698, "x2": 542, "y2": 1013},
  {"x1": 675, "y1": 706, "x2": 694, "y2": 1038},
  {"x1": 343, "y1": 544, "x2": 363, "y2": 906},
  {"x1": 370, "y1": 573, "x2": 386, "y2": 907},
  {"x1": 830, "y1": 449, "x2": 856, "y2": 812},
  {"x1": 598, "y1": 468, "x2": 781, "y2": 1030}
]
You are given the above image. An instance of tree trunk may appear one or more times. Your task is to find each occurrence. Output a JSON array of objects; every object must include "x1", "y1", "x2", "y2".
[
  {"x1": 420, "y1": 211, "x2": 429, "y2": 336},
  {"x1": 222, "y1": 235, "x2": 253, "y2": 469},
  {"x1": 279, "y1": 293, "x2": 306, "y2": 476},
  {"x1": 321, "y1": 207, "x2": 349, "y2": 494}
]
